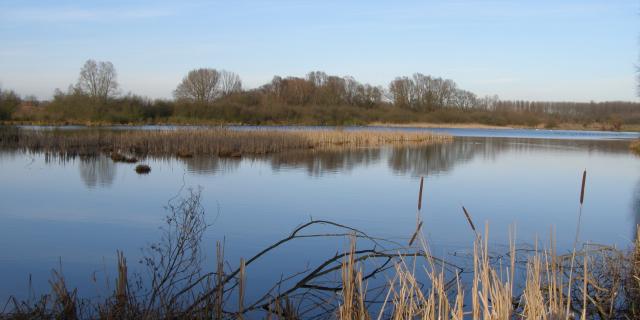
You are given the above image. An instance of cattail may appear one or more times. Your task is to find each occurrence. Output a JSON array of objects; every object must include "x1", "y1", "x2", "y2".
[
  {"x1": 418, "y1": 176, "x2": 424, "y2": 210},
  {"x1": 580, "y1": 170, "x2": 587, "y2": 205},
  {"x1": 409, "y1": 221, "x2": 423, "y2": 246},
  {"x1": 238, "y1": 258, "x2": 245, "y2": 319},
  {"x1": 462, "y1": 206, "x2": 477, "y2": 235},
  {"x1": 215, "y1": 241, "x2": 224, "y2": 320},
  {"x1": 115, "y1": 250, "x2": 128, "y2": 312}
]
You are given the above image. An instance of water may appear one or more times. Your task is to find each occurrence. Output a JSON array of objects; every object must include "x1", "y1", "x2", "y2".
[
  {"x1": 1, "y1": 127, "x2": 639, "y2": 307},
  {"x1": 16, "y1": 123, "x2": 640, "y2": 140}
]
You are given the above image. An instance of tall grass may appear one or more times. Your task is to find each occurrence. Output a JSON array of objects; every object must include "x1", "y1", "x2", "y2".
[{"x1": 333, "y1": 225, "x2": 640, "y2": 320}]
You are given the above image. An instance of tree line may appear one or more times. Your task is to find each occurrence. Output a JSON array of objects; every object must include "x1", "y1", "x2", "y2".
[{"x1": 2, "y1": 59, "x2": 639, "y2": 128}]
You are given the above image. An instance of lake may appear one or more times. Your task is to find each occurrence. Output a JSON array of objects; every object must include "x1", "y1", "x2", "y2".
[{"x1": 1, "y1": 126, "x2": 639, "y2": 307}]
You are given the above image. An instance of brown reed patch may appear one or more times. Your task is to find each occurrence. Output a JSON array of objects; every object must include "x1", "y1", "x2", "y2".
[{"x1": 0, "y1": 127, "x2": 452, "y2": 160}]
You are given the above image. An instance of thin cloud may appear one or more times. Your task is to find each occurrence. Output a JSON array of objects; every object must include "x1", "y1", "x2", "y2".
[{"x1": 1, "y1": 6, "x2": 174, "y2": 23}]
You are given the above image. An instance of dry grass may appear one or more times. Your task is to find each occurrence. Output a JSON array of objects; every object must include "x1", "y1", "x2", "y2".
[
  {"x1": 630, "y1": 140, "x2": 640, "y2": 155},
  {"x1": 0, "y1": 127, "x2": 452, "y2": 159},
  {"x1": 334, "y1": 225, "x2": 640, "y2": 320},
  {"x1": 338, "y1": 239, "x2": 369, "y2": 320}
]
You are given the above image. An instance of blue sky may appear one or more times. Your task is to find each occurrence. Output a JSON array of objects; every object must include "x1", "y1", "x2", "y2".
[{"x1": 0, "y1": 0, "x2": 638, "y2": 101}]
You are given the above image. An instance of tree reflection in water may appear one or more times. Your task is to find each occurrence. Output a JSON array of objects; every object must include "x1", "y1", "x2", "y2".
[
  {"x1": 632, "y1": 180, "x2": 640, "y2": 240},
  {"x1": 179, "y1": 156, "x2": 241, "y2": 175},
  {"x1": 261, "y1": 137, "x2": 631, "y2": 178},
  {"x1": 28, "y1": 136, "x2": 634, "y2": 187},
  {"x1": 268, "y1": 148, "x2": 383, "y2": 176},
  {"x1": 78, "y1": 155, "x2": 116, "y2": 188}
]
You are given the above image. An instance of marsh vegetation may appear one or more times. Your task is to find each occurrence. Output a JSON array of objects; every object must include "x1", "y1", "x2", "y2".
[{"x1": 0, "y1": 127, "x2": 452, "y2": 160}]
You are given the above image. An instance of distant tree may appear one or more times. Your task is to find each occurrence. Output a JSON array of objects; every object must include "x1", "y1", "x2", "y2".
[
  {"x1": 389, "y1": 73, "x2": 482, "y2": 111},
  {"x1": 218, "y1": 70, "x2": 242, "y2": 96},
  {"x1": 76, "y1": 59, "x2": 119, "y2": 101},
  {"x1": 411, "y1": 73, "x2": 457, "y2": 111},
  {"x1": 321, "y1": 76, "x2": 347, "y2": 105},
  {"x1": 257, "y1": 71, "x2": 384, "y2": 108},
  {"x1": 307, "y1": 71, "x2": 328, "y2": 87},
  {"x1": 23, "y1": 95, "x2": 40, "y2": 106},
  {"x1": 359, "y1": 84, "x2": 383, "y2": 108},
  {"x1": 452, "y1": 90, "x2": 477, "y2": 109},
  {"x1": 343, "y1": 76, "x2": 382, "y2": 108},
  {"x1": 275, "y1": 76, "x2": 314, "y2": 105},
  {"x1": 174, "y1": 68, "x2": 222, "y2": 104},
  {"x1": 0, "y1": 87, "x2": 21, "y2": 120},
  {"x1": 389, "y1": 77, "x2": 413, "y2": 109}
]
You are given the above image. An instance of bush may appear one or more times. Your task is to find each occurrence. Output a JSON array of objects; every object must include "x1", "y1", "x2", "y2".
[{"x1": 0, "y1": 88, "x2": 21, "y2": 120}]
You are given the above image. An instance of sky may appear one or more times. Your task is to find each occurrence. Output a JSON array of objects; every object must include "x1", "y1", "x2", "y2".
[{"x1": 0, "y1": 0, "x2": 638, "y2": 102}]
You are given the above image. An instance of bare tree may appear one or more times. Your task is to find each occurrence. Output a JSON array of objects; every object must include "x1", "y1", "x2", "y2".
[
  {"x1": 218, "y1": 70, "x2": 242, "y2": 96},
  {"x1": 389, "y1": 77, "x2": 413, "y2": 109},
  {"x1": 307, "y1": 71, "x2": 328, "y2": 87},
  {"x1": 389, "y1": 73, "x2": 473, "y2": 111},
  {"x1": 174, "y1": 68, "x2": 221, "y2": 104},
  {"x1": 77, "y1": 59, "x2": 119, "y2": 101}
]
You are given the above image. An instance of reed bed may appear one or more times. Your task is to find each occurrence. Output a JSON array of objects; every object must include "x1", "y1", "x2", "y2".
[
  {"x1": 0, "y1": 127, "x2": 451, "y2": 159},
  {"x1": 369, "y1": 230, "x2": 639, "y2": 320}
]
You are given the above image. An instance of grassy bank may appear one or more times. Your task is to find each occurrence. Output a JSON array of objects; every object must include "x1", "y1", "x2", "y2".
[
  {"x1": 6, "y1": 117, "x2": 640, "y2": 132},
  {"x1": 372, "y1": 121, "x2": 640, "y2": 132},
  {"x1": 0, "y1": 127, "x2": 452, "y2": 159}
]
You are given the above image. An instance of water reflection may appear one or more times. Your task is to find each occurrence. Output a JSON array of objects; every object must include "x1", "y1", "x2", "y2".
[
  {"x1": 632, "y1": 180, "x2": 640, "y2": 240},
  {"x1": 179, "y1": 156, "x2": 241, "y2": 175},
  {"x1": 387, "y1": 140, "x2": 491, "y2": 177},
  {"x1": 78, "y1": 155, "x2": 116, "y2": 188},
  {"x1": 389, "y1": 138, "x2": 631, "y2": 177},
  {"x1": 263, "y1": 140, "x2": 502, "y2": 178},
  {"x1": 268, "y1": 148, "x2": 383, "y2": 176},
  {"x1": 0, "y1": 137, "x2": 632, "y2": 189},
  {"x1": 263, "y1": 138, "x2": 632, "y2": 178}
]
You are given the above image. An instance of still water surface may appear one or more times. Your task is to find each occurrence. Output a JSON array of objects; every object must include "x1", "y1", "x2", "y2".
[{"x1": 1, "y1": 127, "x2": 639, "y2": 303}]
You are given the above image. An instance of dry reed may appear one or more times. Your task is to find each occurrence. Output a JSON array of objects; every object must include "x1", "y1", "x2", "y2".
[
  {"x1": 334, "y1": 225, "x2": 640, "y2": 320},
  {"x1": 0, "y1": 127, "x2": 452, "y2": 159}
]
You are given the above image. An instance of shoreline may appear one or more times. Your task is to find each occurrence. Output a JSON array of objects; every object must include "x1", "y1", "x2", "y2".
[
  {"x1": 367, "y1": 122, "x2": 515, "y2": 129},
  {"x1": 4, "y1": 120, "x2": 640, "y2": 133}
]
